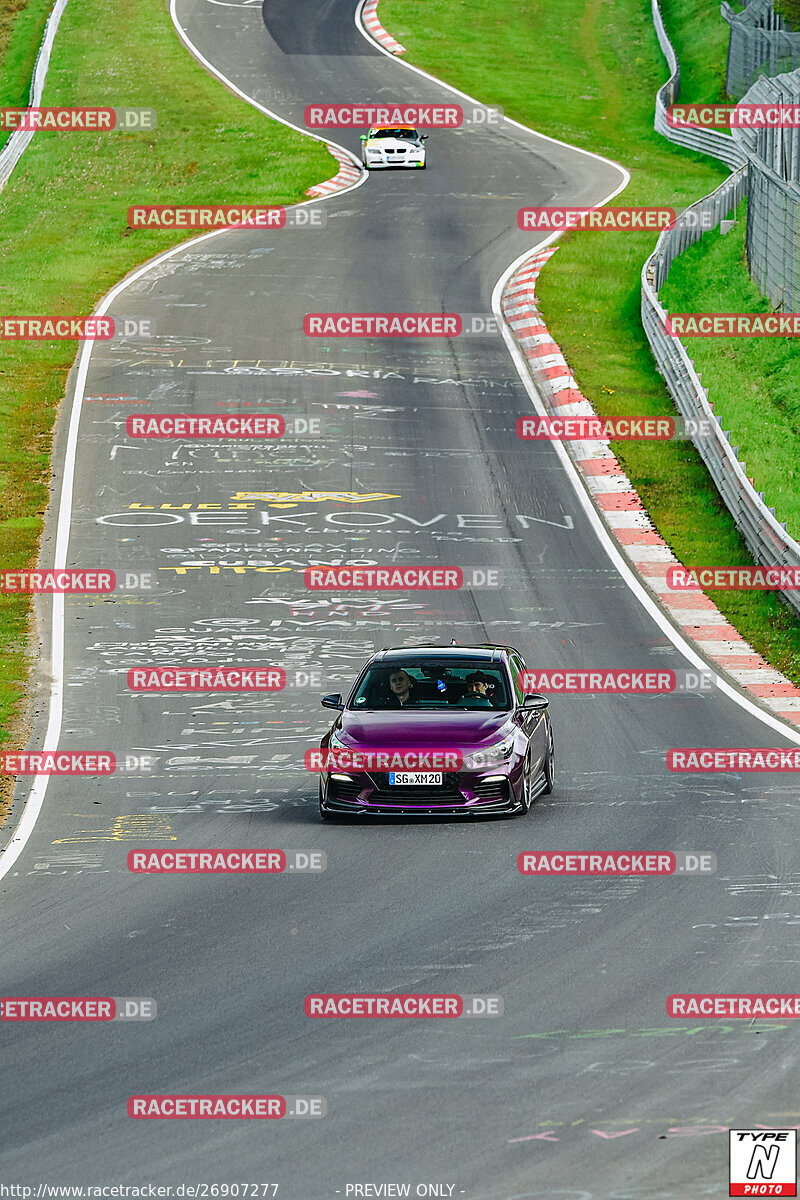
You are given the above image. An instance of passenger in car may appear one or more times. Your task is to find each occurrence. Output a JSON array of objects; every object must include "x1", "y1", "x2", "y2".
[{"x1": 385, "y1": 668, "x2": 420, "y2": 707}]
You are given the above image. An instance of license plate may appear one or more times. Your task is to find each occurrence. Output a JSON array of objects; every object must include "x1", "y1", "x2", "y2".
[{"x1": 389, "y1": 772, "x2": 442, "y2": 786}]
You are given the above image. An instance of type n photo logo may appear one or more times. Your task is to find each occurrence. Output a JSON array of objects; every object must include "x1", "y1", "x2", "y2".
[{"x1": 729, "y1": 1129, "x2": 797, "y2": 1196}]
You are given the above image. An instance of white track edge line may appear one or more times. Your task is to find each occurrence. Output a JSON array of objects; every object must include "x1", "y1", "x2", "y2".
[
  {"x1": 353, "y1": 0, "x2": 633, "y2": 181},
  {"x1": 491, "y1": 247, "x2": 800, "y2": 747},
  {"x1": 170, "y1": 0, "x2": 368, "y2": 176},
  {"x1": 0, "y1": 0, "x2": 369, "y2": 881},
  {"x1": 353, "y1": 1, "x2": 800, "y2": 745},
  {"x1": 4, "y1": 3, "x2": 792, "y2": 881}
]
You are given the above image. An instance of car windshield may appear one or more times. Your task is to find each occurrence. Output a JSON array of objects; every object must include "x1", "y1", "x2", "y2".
[
  {"x1": 370, "y1": 128, "x2": 418, "y2": 140},
  {"x1": 350, "y1": 659, "x2": 511, "y2": 711}
]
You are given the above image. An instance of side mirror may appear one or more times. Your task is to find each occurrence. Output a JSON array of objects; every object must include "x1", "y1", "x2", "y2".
[
  {"x1": 420, "y1": 134, "x2": 429, "y2": 140},
  {"x1": 321, "y1": 693, "x2": 344, "y2": 711},
  {"x1": 521, "y1": 693, "x2": 549, "y2": 711},
  {"x1": 359, "y1": 134, "x2": 368, "y2": 141}
]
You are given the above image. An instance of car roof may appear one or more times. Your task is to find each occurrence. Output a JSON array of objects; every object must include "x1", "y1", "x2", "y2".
[
  {"x1": 368, "y1": 124, "x2": 417, "y2": 131},
  {"x1": 369, "y1": 645, "x2": 515, "y2": 665}
]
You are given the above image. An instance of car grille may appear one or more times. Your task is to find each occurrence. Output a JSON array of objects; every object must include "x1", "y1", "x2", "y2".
[
  {"x1": 369, "y1": 785, "x2": 465, "y2": 804},
  {"x1": 362, "y1": 791, "x2": 511, "y2": 816}
]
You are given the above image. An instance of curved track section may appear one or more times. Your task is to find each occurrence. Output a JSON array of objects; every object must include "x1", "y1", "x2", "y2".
[{"x1": 1, "y1": 3, "x2": 797, "y2": 1197}]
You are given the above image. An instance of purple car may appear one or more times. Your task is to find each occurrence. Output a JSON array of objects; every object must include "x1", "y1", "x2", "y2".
[{"x1": 316, "y1": 644, "x2": 554, "y2": 819}]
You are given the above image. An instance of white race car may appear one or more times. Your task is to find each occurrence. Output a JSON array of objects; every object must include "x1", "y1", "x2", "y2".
[{"x1": 360, "y1": 124, "x2": 427, "y2": 169}]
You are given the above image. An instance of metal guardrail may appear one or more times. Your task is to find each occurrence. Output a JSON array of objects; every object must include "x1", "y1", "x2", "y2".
[
  {"x1": 643, "y1": 2, "x2": 800, "y2": 617},
  {"x1": 651, "y1": 0, "x2": 745, "y2": 168},
  {"x1": 722, "y1": 0, "x2": 800, "y2": 98},
  {"x1": 0, "y1": 0, "x2": 69, "y2": 192},
  {"x1": 647, "y1": 167, "x2": 748, "y2": 289}
]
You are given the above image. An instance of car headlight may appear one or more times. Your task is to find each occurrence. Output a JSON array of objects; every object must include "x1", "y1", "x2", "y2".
[
  {"x1": 329, "y1": 728, "x2": 348, "y2": 751},
  {"x1": 464, "y1": 734, "x2": 515, "y2": 771}
]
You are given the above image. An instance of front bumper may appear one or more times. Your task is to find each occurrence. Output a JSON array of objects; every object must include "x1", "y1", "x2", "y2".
[
  {"x1": 364, "y1": 155, "x2": 425, "y2": 169},
  {"x1": 320, "y1": 766, "x2": 524, "y2": 817}
]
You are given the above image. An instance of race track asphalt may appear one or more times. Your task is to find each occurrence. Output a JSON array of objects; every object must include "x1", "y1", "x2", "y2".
[{"x1": 1, "y1": 2, "x2": 798, "y2": 1196}]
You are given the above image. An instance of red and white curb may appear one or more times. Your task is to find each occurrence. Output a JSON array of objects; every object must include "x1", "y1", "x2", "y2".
[
  {"x1": 361, "y1": 0, "x2": 406, "y2": 54},
  {"x1": 503, "y1": 246, "x2": 800, "y2": 729},
  {"x1": 306, "y1": 144, "x2": 364, "y2": 197}
]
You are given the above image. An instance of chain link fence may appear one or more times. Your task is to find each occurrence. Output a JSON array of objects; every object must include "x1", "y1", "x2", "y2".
[
  {"x1": 732, "y1": 69, "x2": 800, "y2": 309},
  {"x1": 642, "y1": 2, "x2": 800, "y2": 616},
  {"x1": 722, "y1": 0, "x2": 800, "y2": 97}
]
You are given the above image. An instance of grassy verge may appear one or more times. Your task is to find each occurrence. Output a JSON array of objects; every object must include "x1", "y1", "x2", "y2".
[
  {"x1": 0, "y1": 0, "x2": 60, "y2": 151},
  {"x1": 0, "y1": 0, "x2": 333, "y2": 812},
  {"x1": 380, "y1": 0, "x2": 800, "y2": 683},
  {"x1": 662, "y1": 0, "x2": 732, "y2": 104},
  {"x1": 661, "y1": 201, "x2": 800, "y2": 541}
]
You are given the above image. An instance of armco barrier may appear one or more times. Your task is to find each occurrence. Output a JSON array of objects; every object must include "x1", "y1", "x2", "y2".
[
  {"x1": 651, "y1": 0, "x2": 745, "y2": 168},
  {"x1": 644, "y1": 3, "x2": 800, "y2": 618},
  {"x1": 0, "y1": 0, "x2": 70, "y2": 192},
  {"x1": 646, "y1": 169, "x2": 747, "y2": 291}
]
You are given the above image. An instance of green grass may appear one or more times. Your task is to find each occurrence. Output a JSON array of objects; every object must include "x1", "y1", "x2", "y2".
[
  {"x1": 661, "y1": 0, "x2": 732, "y2": 104},
  {"x1": 380, "y1": 0, "x2": 800, "y2": 684},
  {"x1": 0, "y1": 0, "x2": 59, "y2": 150},
  {"x1": 661, "y1": 200, "x2": 800, "y2": 542},
  {"x1": 0, "y1": 0, "x2": 333, "y2": 794}
]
